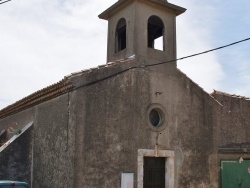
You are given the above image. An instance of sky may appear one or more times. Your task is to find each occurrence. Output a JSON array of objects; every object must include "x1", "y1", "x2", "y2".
[{"x1": 0, "y1": 0, "x2": 249, "y2": 109}]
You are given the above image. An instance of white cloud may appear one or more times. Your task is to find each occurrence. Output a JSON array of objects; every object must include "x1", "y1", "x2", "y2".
[
  {"x1": 0, "y1": 0, "x2": 114, "y2": 109},
  {"x1": 229, "y1": 52, "x2": 250, "y2": 96},
  {"x1": 175, "y1": 0, "x2": 225, "y2": 93}
]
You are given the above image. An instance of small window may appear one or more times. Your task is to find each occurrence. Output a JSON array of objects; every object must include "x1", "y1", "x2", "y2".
[
  {"x1": 146, "y1": 104, "x2": 167, "y2": 132},
  {"x1": 149, "y1": 109, "x2": 162, "y2": 127},
  {"x1": 115, "y1": 18, "x2": 127, "y2": 52},
  {"x1": 148, "y1": 16, "x2": 164, "y2": 51},
  {"x1": 148, "y1": 107, "x2": 165, "y2": 130}
]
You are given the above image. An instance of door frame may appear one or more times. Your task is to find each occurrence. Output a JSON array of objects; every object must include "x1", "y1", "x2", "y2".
[{"x1": 137, "y1": 149, "x2": 175, "y2": 188}]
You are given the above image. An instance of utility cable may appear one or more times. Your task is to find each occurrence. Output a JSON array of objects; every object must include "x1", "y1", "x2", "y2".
[
  {"x1": 70, "y1": 37, "x2": 250, "y2": 91},
  {"x1": 146, "y1": 37, "x2": 250, "y2": 67},
  {"x1": 0, "y1": 0, "x2": 12, "y2": 5}
]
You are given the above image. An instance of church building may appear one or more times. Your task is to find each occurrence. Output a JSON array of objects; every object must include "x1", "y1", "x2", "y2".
[{"x1": 1, "y1": 0, "x2": 250, "y2": 187}]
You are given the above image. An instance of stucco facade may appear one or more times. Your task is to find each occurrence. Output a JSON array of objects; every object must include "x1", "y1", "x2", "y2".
[{"x1": 0, "y1": 0, "x2": 250, "y2": 188}]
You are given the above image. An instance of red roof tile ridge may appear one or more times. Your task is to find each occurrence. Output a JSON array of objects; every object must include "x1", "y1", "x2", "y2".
[
  {"x1": 64, "y1": 56, "x2": 136, "y2": 80},
  {"x1": 0, "y1": 77, "x2": 74, "y2": 119},
  {"x1": 0, "y1": 57, "x2": 136, "y2": 119}
]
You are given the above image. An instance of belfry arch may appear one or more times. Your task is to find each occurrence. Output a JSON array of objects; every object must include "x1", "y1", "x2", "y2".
[
  {"x1": 99, "y1": 0, "x2": 186, "y2": 63},
  {"x1": 115, "y1": 18, "x2": 127, "y2": 52},
  {"x1": 148, "y1": 15, "x2": 164, "y2": 51}
]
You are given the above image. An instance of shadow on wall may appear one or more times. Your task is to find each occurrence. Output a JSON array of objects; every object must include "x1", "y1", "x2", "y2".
[
  {"x1": 0, "y1": 122, "x2": 33, "y2": 185},
  {"x1": 0, "y1": 130, "x2": 7, "y2": 147}
]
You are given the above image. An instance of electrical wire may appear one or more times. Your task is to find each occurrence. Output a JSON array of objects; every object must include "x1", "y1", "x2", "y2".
[
  {"x1": 71, "y1": 37, "x2": 250, "y2": 91},
  {"x1": 0, "y1": 0, "x2": 12, "y2": 5},
  {"x1": 147, "y1": 37, "x2": 250, "y2": 67}
]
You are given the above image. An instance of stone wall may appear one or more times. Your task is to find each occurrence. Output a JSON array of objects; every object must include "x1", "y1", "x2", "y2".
[
  {"x1": 212, "y1": 92, "x2": 250, "y2": 147},
  {"x1": 0, "y1": 94, "x2": 75, "y2": 188},
  {"x1": 71, "y1": 61, "x2": 221, "y2": 188}
]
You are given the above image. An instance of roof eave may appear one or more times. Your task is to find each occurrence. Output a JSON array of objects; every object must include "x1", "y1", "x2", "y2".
[
  {"x1": 99, "y1": 0, "x2": 186, "y2": 20},
  {"x1": 99, "y1": 0, "x2": 133, "y2": 20}
]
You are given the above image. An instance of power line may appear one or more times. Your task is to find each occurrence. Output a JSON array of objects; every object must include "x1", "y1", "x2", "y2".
[
  {"x1": 0, "y1": 0, "x2": 12, "y2": 5},
  {"x1": 179, "y1": 37, "x2": 250, "y2": 60},
  {"x1": 71, "y1": 37, "x2": 250, "y2": 91},
  {"x1": 147, "y1": 37, "x2": 250, "y2": 67}
]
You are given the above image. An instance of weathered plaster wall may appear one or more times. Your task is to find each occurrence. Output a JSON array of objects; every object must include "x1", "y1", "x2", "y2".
[
  {"x1": 0, "y1": 94, "x2": 75, "y2": 188},
  {"x1": 0, "y1": 60, "x2": 241, "y2": 188},
  {"x1": 72, "y1": 66, "x2": 150, "y2": 188},
  {"x1": 210, "y1": 93, "x2": 250, "y2": 188},
  {"x1": 71, "y1": 61, "x2": 220, "y2": 188},
  {"x1": 32, "y1": 94, "x2": 74, "y2": 188},
  {"x1": 212, "y1": 93, "x2": 250, "y2": 146},
  {"x1": 148, "y1": 65, "x2": 219, "y2": 188}
]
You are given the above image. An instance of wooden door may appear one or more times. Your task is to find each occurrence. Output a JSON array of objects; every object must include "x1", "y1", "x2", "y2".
[{"x1": 143, "y1": 157, "x2": 165, "y2": 188}]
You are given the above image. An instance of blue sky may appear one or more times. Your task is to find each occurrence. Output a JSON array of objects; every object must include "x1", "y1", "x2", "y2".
[
  {"x1": 176, "y1": 0, "x2": 250, "y2": 95},
  {"x1": 0, "y1": 0, "x2": 249, "y2": 109}
]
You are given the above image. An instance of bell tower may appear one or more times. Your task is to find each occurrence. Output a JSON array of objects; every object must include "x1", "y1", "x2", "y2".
[{"x1": 99, "y1": 0, "x2": 186, "y2": 65}]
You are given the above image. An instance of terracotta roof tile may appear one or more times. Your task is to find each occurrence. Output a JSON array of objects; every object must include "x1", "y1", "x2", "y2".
[
  {"x1": 0, "y1": 78, "x2": 74, "y2": 119},
  {"x1": 211, "y1": 90, "x2": 250, "y2": 100},
  {"x1": 0, "y1": 56, "x2": 136, "y2": 119}
]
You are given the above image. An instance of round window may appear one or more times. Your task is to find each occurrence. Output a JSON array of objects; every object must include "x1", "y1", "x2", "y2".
[
  {"x1": 146, "y1": 104, "x2": 167, "y2": 132},
  {"x1": 149, "y1": 109, "x2": 162, "y2": 127}
]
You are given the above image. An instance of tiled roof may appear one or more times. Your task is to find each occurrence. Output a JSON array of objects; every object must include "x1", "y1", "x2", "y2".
[
  {"x1": 0, "y1": 78, "x2": 74, "y2": 119},
  {"x1": 0, "y1": 56, "x2": 136, "y2": 119},
  {"x1": 211, "y1": 90, "x2": 250, "y2": 100},
  {"x1": 64, "y1": 55, "x2": 135, "y2": 81}
]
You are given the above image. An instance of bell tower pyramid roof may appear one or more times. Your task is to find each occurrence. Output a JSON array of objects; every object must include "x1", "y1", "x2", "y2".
[{"x1": 99, "y1": 0, "x2": 186, "y2": 20}]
